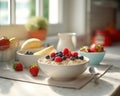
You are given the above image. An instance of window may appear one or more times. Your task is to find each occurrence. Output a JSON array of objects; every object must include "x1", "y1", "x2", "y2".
[
  {"x1": 0, "y1": 0, "x2": 9, "y2": 24},
  {"x1": 0, "y1": 0, "x2": 61, "y2": 25}
]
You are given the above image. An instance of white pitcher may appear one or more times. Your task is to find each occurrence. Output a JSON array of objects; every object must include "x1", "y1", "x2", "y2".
[{"x1": 57, "y1": 33, "x2": 77, "y2": 51}]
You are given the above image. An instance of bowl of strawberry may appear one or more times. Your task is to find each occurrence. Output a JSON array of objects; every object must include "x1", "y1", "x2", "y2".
[
  {"x1": 38, "y1": 48, "x2": 89, "y2": 81},
  {"x1": 80, "y1": 43, "x2": 105, "y2": 66},
  {"x1": 0, "y1": 36, "x2": 19, "y2": 61}
]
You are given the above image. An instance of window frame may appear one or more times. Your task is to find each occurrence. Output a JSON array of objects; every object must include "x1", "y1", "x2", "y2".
[{"x1": 0, "y1": 0, "x2": 64, "y2": 36}]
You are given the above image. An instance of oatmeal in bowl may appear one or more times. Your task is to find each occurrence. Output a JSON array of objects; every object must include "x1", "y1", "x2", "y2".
[{"x1": 38, "y1": 48, "x2": 89, "y2": 81}]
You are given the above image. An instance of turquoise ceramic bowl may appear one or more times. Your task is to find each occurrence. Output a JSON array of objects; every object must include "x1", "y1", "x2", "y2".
[{"x1": 79, "y1": 51, "x2": 105, "y2": 66}]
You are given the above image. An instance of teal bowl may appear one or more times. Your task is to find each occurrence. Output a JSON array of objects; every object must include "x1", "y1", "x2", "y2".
[{"x1": 79, "y1": 51, "x2": 105, "y2": 66}]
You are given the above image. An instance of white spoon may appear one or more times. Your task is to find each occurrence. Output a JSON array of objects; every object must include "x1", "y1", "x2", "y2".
[
  {"x1": 89, "y1": 66, "x2": 100, "y2": 75},
  {"x1": 89, "y1": 65, "x2": 113, "y2": 84},
  {"x1": 89, "y1": 66, "x2": 100, "y2": 84}
]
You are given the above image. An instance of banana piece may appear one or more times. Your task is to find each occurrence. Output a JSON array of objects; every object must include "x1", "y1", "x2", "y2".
[
  {"x1": 10, "y1": 37, "x2": 20, "y2": 48},
  {"x1": 33, "y1": 45, "x2": 56, "y2": 56},
  {"x1": 20, "y1": 38, "x2": 43, "y2": 51}
]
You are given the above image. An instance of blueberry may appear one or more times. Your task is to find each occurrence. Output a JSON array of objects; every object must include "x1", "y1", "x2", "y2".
[
  {"x1": 45, "y1": 55, "x2": 50, "y2": 59},
  {"x1": 56, "y1": 51, "x2": 63, "y2": 57},
  {"x1": 78, "y1": 56, "x2": 84, "y2": 60},
  {"x1": 70, "y1": 56, "x2": 75, "y2": 61},
  {"x1": 25, "y1": 51, "x2": 33, "y2": 55},
  {"x1": 75, "y1": 56, "x2": 78, "y2": 59},
  {"x1": 62, "y1": 56, "x2": 66, "y2": 60}
]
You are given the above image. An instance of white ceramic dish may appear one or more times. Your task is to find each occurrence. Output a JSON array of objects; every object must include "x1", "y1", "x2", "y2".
[
  {"x1": 38, "y1": 57, "x2": 89, "y2": 81},
  {"x1": 17, "y1": 48, "x2": 42, "y2": 68},
  {"x1": 0, "y1": 48, "x2": 16, "y2": 62}
]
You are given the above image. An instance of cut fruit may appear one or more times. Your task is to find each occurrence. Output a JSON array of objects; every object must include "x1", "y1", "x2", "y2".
[
  {"x1": 20, "y1": 38, "x2": 43, "y2": 51},
  {"x1": 33, "y1": 45, "x2": 56, "y2": 56}
]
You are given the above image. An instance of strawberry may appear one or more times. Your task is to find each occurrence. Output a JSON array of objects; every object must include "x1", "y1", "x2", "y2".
[
  {"x1": 90, "y1": 43, "x2": 104, "y2": 52},
  {"x1": 29, "y1": 64, "x2": 39, "y2": 77},
  {"x1": 0, "y1": 36, "x2": 10, "y2": 50},
  {"x1": 13, "y1": 62, "x2": 23, "y2": 71}
]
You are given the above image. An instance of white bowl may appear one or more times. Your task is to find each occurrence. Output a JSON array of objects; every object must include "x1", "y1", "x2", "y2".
[
  {"x1": 17, "y1": 48, "x2": 42, "y2": 68},
  {"x1": 0, "y1": 48, "x2": 16, "y2": 62},
  {"x1": 38, "y1": 57, "x2": 89, "y2": 81}
]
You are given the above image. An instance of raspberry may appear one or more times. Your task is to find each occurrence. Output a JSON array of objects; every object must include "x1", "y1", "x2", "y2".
[
  {"x1": 62, "y1": 48, "x2": 70, "y2": 55},
  {"x1": 65, "y1": 52, "x2": 71, "y2": 58},
  {"x1": 50, "y1": 52, "x2": 56, "y2": 58},
  {"x1": 71, "y1": 51, "x2": 78, "y2": 57},
  {"x1": 54, "y1": 56, "x2": 62, "y2": 62}
]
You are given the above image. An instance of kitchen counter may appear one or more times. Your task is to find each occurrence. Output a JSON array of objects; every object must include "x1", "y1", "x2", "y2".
[{"x1": 0, "y1": 43, "x2": 120, "y2": 96}]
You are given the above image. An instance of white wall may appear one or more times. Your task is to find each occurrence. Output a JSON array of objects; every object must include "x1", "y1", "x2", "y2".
[{"x1": 68, "y1": 0, "x2": 87, "y2": 35}]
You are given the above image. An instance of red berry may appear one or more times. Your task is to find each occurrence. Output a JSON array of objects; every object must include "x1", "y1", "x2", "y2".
[
  {"x1": 71, "y1": 51, "x2": 78, "y2": 57},
  {"x1": 0, "y1": 36, "x2": 10, "y2": 50},
  {"x1": 50, "y1": 52, "x2": 56, "y2": 58},
  {"x1": 13, "y1": 62, "x2": 23, "y2": 71},
  {"x1": 87, "y1": 48, "x2": 92, "y2": 52},
  {"x1": 29, "y1": 64, "x2": 39, "y2": 77},
  {"x1": 55, "y1": 56, "x2": 62, "y2": 62},
  {"x1": 62, "y1": 48, "x2": 70, "y2": 55},
  {"x1": 65, "y1": 52, "x2": 72, "y2": 58}
]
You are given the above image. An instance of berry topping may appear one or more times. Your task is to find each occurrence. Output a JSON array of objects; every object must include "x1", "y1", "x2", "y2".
[
  {"x1": 44, "y1": 47, "x2": 85, "y2": 63},
  {"x1": 45, "y1": 55, "x2": 50, "y2": 59},
  {"x1": 71, "y1": 51, "x2": 78, "y2": 57},
  {"x1": 56, "y1": 51, "x2": 63, "y2": 57},
  {"x1": 55, "y1": 56, "x2": 62, "y2": 62},
  {"x1": 65, "y1": 52, "x2": 71, "y2": 58},
  {"x1": 78, "y1": 56, "x2": 84, "y2": 60},
  {"x1": 50, "y1": 52, "x2": 56, "y2": 58},
  {"x1": 70, "y1": 56, "x2": 75, "y2": 61},
  {"x1": 25, "y1": 51, "x2": 33, "y2": 55},
  {"x1": 62, "y1": 56, "x2": 66, "y2": 60},
  {"x1": 62, "y1": 48, "x2": 70, "y2": 55}
]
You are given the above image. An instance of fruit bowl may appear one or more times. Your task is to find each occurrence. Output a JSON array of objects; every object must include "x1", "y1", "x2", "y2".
[
  {"x1": 79, "y1": 51, "x2": 105, "y2": 65},
  {"x1": 79, "y1": 43, "x2": 105, "y2": 65},
  {"x1": 16, "y1": 48, "x2": 41, "y2": 68},
  {"x1": 17, "y1": 45, "x2": 56, "y2": 68},
  {"x1": 0, "y1": 37, "x2": 19, "y2": 62},
  {"x1": 38, "y1": 56, "x2": 89, "y2": 81}
]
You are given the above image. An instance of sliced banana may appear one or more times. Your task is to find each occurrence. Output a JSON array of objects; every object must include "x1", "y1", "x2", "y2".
[
  {"x1": 33, "y1": 45, "x2": 56, "y2": 56},
  {"x1": 20, "y1": 38, "x2": 43, "y2": 51}
]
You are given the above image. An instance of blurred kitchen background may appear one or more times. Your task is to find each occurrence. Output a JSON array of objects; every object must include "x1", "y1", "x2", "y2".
[{"x1": 0, "y1": 0, "x2": 120, "y2": 48}]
